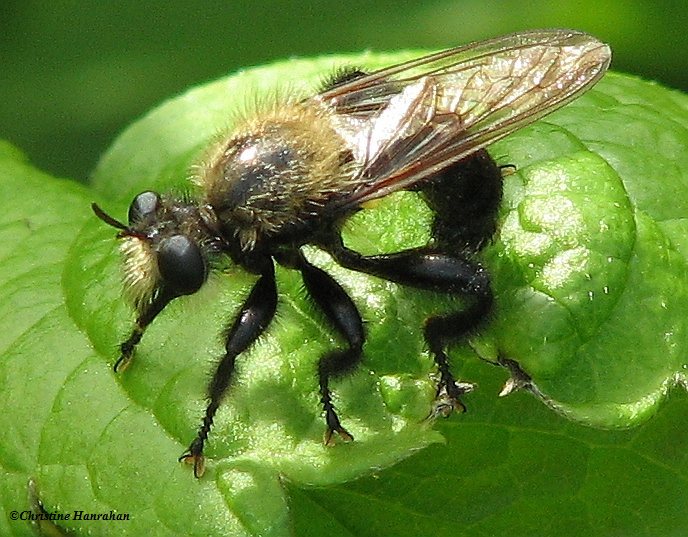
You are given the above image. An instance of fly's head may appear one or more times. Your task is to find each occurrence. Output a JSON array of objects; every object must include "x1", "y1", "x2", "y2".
[{"x1": 93, "y1": 191, "x2": 219, "y2": 312}]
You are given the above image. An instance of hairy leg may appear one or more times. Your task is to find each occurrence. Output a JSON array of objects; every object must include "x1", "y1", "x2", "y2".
[
  {"x1": 179, "y1": 260, "x2": 278, "y2": 477},
  {"x1": 325, "y1": 239, "x2": 493, "y2": 414}
]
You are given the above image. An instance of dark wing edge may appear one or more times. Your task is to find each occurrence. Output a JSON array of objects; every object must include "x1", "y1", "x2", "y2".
[{"x1": 314, "y1": 29, "x2": 611, "y2": 209}]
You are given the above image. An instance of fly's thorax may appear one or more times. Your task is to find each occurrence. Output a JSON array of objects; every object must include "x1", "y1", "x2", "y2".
[{"x1": 194, "y1": 103, "x2": 358, "y2": 251}]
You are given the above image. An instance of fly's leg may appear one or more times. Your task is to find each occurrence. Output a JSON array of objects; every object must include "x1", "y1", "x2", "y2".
[
  {"x1": 325, "y1": 239, "x2": 492, "y2": 416},
  {"x1": 115, "y1": 289, "x2": 177, "y2": 372},
  {"x1": 423, "y1": 279, "x2": 492, "y2": 416},
  {"x1": 179, "y1": 261, "x2": 277, "y2": 477},
  {"x1": 292, "y1": 252, "x2": 364, "y2": 445}
]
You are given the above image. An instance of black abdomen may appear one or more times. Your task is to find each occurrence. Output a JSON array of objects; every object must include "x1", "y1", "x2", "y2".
[{"x1": 420, "y1": 149, "x2": 503, "y2": 254}]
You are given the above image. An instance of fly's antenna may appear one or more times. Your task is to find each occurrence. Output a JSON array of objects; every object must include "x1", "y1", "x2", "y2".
[
  {"x1": 92, "y1": 203, "x2": 127, "y2": 230},
  {"x1": 91, "y1": 203, "x2": 146, "y2": 239}
]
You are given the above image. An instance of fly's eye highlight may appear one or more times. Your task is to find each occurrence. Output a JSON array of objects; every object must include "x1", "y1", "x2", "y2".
[
  {"x1": 157, "y1": 235, "x2": 207, "y2": 296},
  {"x1": 129, "y1": 191, "x2": 161, "y2": 225}
]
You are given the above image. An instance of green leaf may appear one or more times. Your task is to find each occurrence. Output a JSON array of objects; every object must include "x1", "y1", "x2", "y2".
[
  {"x1": 478, "y1": 74, "x2": 688, "y2": 426},
  {"x1": 1, "y1": 52, "x2": 687, "y2": 536}
]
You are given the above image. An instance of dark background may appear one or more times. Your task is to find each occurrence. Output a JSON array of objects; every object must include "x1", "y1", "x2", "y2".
[{"x1": 1, "y1": 0, "x2": 686, "y2": 182}]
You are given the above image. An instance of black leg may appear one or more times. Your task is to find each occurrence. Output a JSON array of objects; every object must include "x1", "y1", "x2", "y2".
[
  {"x1": 114, "y1": 288, "x2": 176, "y2": 372},
  {"x1": 179, "y1": 260, "x2": 278, "y2": 477},
  {"x1": 325, "y1": 238, "x2": 493, "y2": 416},
  {"x1": 423, "y1": 286, "x2": 492, "y2": 416},
  {"x1": 295, "y1": 252, "x2": 364, "y2": 445}
]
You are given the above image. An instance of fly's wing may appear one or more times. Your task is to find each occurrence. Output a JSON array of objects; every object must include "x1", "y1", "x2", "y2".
[{"x1": 312, "y1": 29, "x2": 611, "y2": 209}]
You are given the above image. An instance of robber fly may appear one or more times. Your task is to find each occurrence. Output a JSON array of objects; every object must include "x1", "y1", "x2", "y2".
[{"x1": 92, "y1": 29, "x2": 611, "y2": 477}]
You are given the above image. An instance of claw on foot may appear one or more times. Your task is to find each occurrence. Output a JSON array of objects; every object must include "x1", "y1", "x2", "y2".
[
  {"x1": 497, "y1": 357, "x2": 534, "y2": 397},
  {"x1": 428, "y1": 381, "x2": 475, "y2": 420},
  {"x1": 179, "y1": 439, "x2": 206, "y2": 478},
  {"x1": 324, "y1": 426, "x2": 354, "y2": 446},
  {"x1": 113, "y1": 354, "x2": 132, "y2": 373},
  {"x1": 323, "y1": 408, "x2": 354, "y2": 446}
]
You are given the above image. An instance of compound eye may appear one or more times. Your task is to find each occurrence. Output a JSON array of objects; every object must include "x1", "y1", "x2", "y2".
[
  {"x1": 128, "y1": 191, "x2": 161, "y2": 225},
  {"x1": 157, "y1": 235, "x2": 207, "y2": 296}
]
